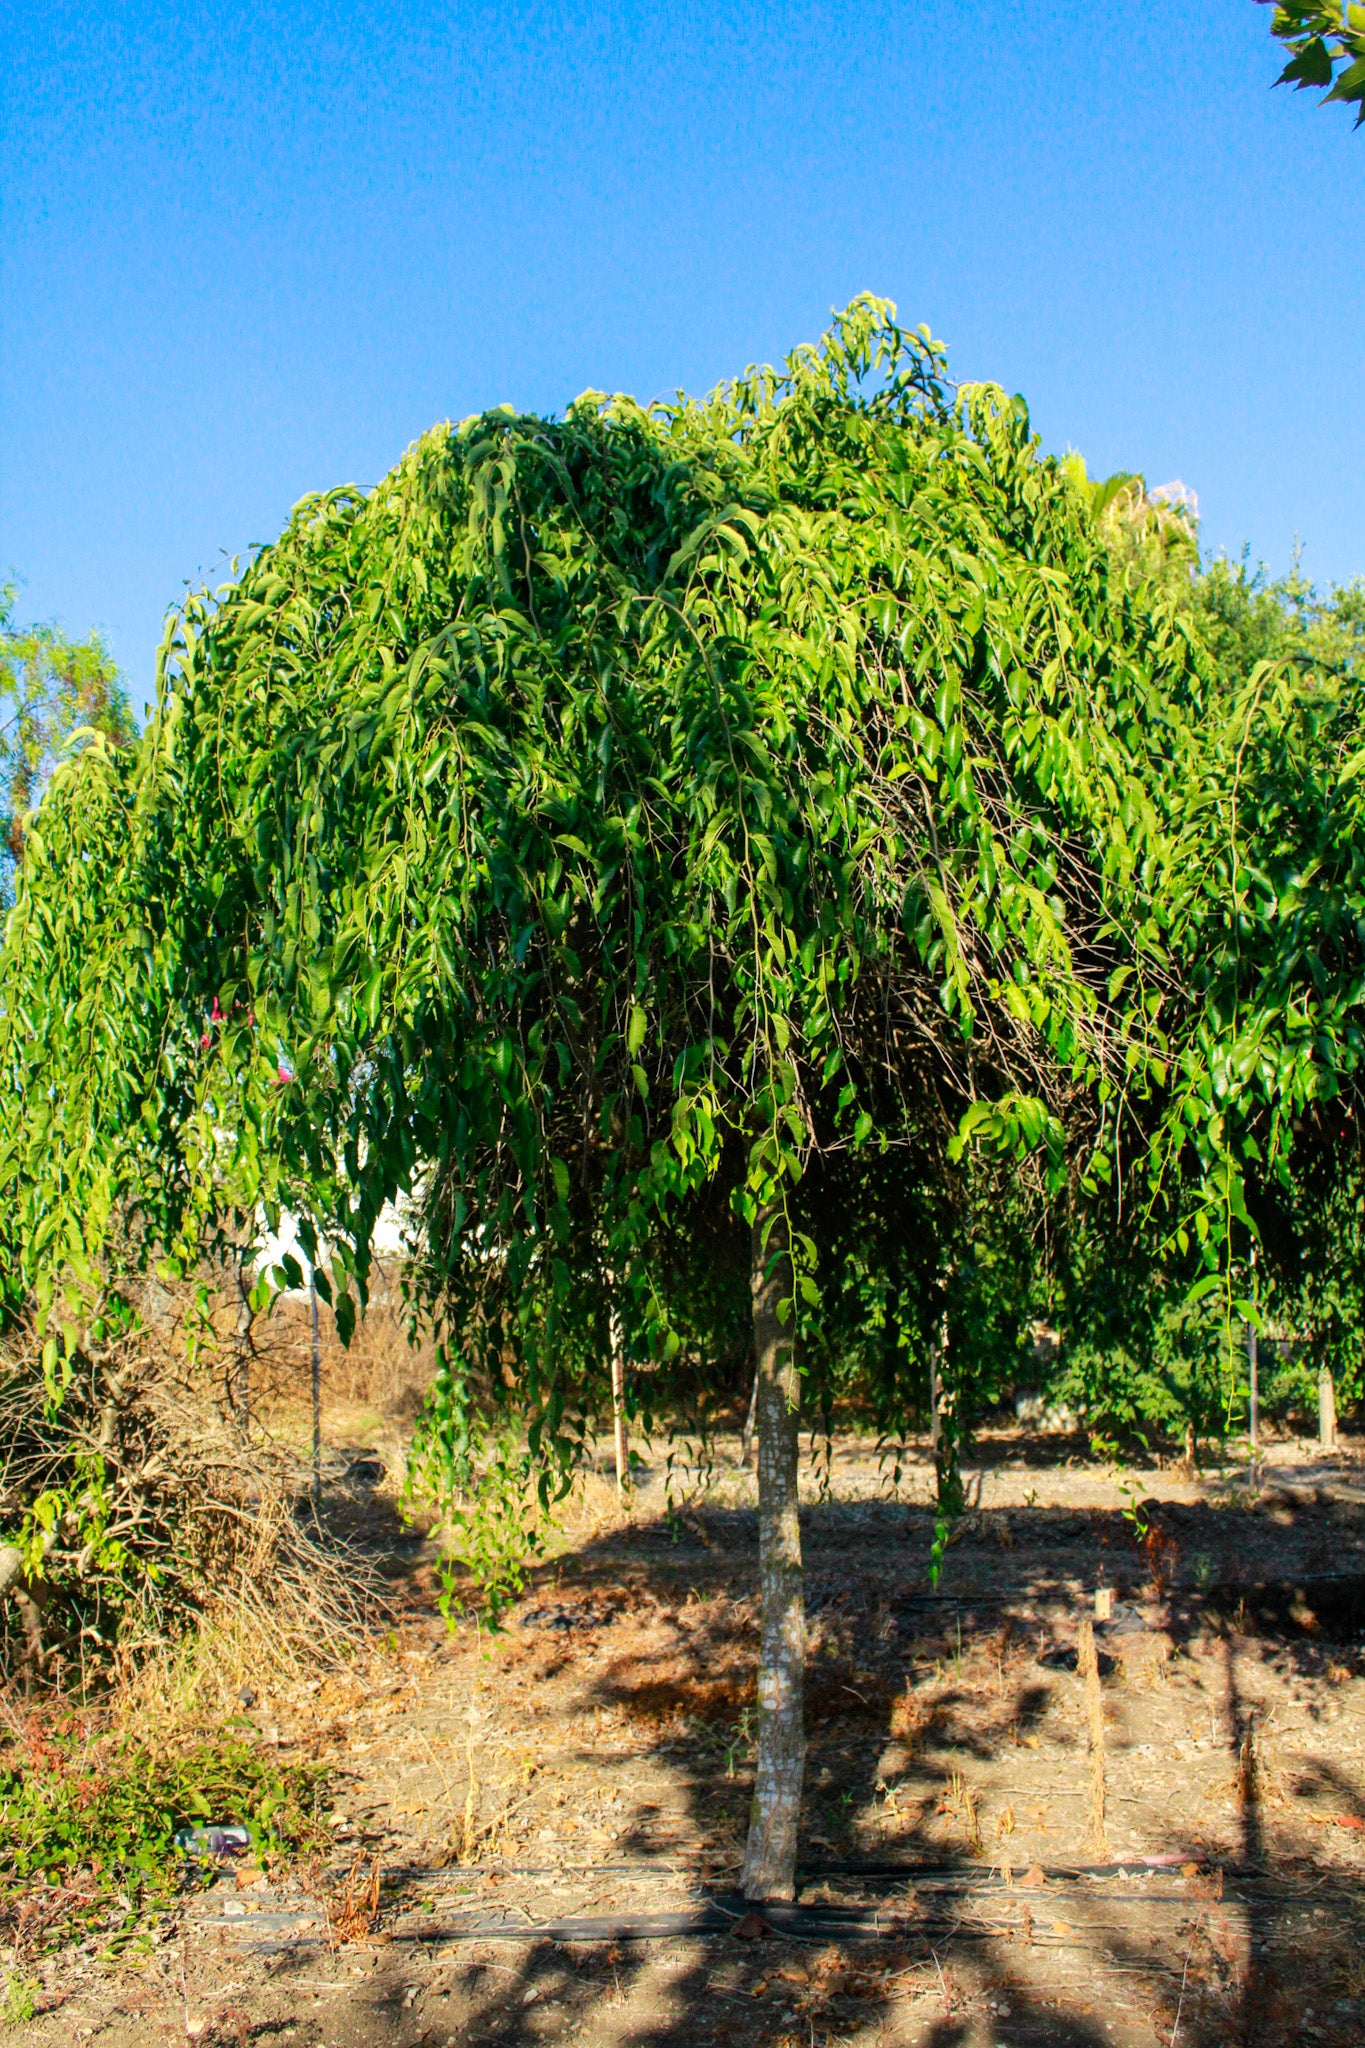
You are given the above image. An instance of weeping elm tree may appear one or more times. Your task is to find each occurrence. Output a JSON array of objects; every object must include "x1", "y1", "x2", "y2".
[{"x1": 1, "y1": 300, "x2": 1210, "y2": 1899}]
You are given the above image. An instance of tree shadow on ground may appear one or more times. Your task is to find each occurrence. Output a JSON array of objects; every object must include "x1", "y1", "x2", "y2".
[{"x1": 353, "y1": 1482, "x2": 1365, "y2": 2047}]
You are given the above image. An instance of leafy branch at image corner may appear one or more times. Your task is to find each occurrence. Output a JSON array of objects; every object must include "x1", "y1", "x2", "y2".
[{"x1": 1263, "y1": 2, "x2": 1365, "y2": 125}]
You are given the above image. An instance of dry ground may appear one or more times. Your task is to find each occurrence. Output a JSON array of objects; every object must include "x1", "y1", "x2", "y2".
[{"x1": 9, "y1": 1423, "x2": 1365, "y2": 2048}]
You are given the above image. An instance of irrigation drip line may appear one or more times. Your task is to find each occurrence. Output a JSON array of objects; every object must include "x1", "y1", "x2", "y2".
[
  {"x1": 378, "y1": 1856, "x2": 1205, "y2": 1885},
  {"x1": 368, "y1": 1855, "x2": 1354, "y2": 1906},
  {"x1": 223, "y1": 1862, "x2": 1359, "y2": 1957},
  {"x1": 394, "y1": 1896, "x2": 1214, "y2": 1947}
]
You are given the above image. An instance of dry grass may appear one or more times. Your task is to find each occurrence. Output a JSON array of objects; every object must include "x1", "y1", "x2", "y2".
[
  {"x1": 218, "y1": 1264, "x2": 436, "y2": 1432},
  {"x1": 889, "y1": 1685, "x2": 927, "y2": 1747}
]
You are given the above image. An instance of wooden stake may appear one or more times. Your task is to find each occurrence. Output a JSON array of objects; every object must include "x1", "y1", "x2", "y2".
[
  {"x1": 1077, "y1": 1617, "x2": 1108, "y2": 1857},
  {"x1": 1236, "y1": 1714, "x2": 1257, "y2": 1808},
  {"x1": 929, "y1": 1303, "x2": 948, "y2": 1456}
]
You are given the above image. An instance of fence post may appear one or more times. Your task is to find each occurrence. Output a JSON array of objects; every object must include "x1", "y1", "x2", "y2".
[{"x1": 310, "y1": 1262, "x2": 322, "y2": 1506}]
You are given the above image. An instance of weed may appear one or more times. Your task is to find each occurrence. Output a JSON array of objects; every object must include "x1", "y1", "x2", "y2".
[
  {"x1": 329, "y1": 1852, "x2": 382, "y2": 1944},
  {"x1": 0, "y1": 1975, "x2": 36, "y2": 2025},
  {"x1": 722, "y1": 1707, "x2": 755, "y2": 1780},
  {"x1": 0, "y1": 1715, "x2": 328, "y2": 1953},
  {"x1": 943, "y1": 1768, "x2": 983, "y2": 1853},
  {"x1": 873, "y1": 1774, "x2": 904, "y2": 1820},
  {"x1": 1090, "y1": 1430, "x2": 1151, "y2": 1541}
]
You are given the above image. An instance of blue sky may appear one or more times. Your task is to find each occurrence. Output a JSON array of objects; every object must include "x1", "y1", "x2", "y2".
[{"x1": 2, "y1": 1, "x2": 1361, "y2": 709}]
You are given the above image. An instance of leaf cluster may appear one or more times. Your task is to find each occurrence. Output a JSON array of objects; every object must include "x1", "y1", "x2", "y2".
[{"x1": 1263, "y1": 2, "x2": 1365, "y2": 127}]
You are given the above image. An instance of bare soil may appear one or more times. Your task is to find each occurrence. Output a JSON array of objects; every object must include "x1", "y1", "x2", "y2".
[{"x1": 12, "y1": 1426, "x2": 1365, "y2": 2048}]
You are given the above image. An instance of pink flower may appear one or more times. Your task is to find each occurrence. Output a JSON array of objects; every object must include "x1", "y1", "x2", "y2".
[{"x1": 200, "y1": 1034, "x2": 211, "y2": 1049}]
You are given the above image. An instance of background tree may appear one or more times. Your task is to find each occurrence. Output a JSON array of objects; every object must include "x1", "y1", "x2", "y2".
[
  {"x1": 1060, "y1": 456, "x2": 1200, "y2": 604},
  {"x1": 1193, "y1": 555, "x2": 1365, "y2": 687},
  {"x1": 1037, "y1": 453, "x2": 1365, "y2": 1449},
  {"x1": 0, "y1": 582, "x2": 136, "y2": 907}
]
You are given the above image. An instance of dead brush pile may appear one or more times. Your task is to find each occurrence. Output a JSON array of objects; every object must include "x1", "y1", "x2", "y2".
[{"x1": 0, "y1": 1278, "x2": 385, "y2": 1701}]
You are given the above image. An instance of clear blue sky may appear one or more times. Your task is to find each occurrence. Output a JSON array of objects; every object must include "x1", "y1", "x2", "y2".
[{"x1": 2, "y1": 1, "x2": 1361, "y2": 710}]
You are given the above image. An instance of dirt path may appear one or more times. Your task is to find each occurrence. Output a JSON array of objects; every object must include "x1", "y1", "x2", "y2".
[{"x1": 14, "y1": 1430, "x2": 1365, "y2": 2047}]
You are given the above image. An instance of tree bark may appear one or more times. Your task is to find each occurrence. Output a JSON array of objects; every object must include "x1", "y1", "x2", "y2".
[
  {"x1": 740, "y1": 1195, "x2": 805, "y2": 1902},
  {"x1": 929, "y1": 1335, "x2": 942, "y2": 1457},
  {"x1": 310, "y1": 1263, "x2": 323, "y2": 1508}
]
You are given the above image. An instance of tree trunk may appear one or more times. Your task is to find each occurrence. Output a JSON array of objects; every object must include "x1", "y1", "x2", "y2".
[
  {"x1": 929, "y1": 1335, "x2": 942, "y2": 1457},
  {"x1": 1247, "y1": 1248, "x2": 1259, "y2": 1455},
  {"x1": 609, "y1": 1307, "x2": 629, "y2": 1495},
  {"x1": 740, "y1": 1196, "x2": 805, "y2": 1902},
  {"x1": 310, "y1": 1263, "x2": 323, "y2": 1508},
  {"x1": 1319, "y1": 1364, "x2": 1338, "y2": 1452}
]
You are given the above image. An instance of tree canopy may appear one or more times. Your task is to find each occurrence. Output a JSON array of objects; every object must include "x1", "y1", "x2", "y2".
[
  {"x1": 3, "y1": 299, "x2": 1213, "y2": 1404},
  {"x1": 6, "y1": 296, "x2": 1365, "y2": 1895}
]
